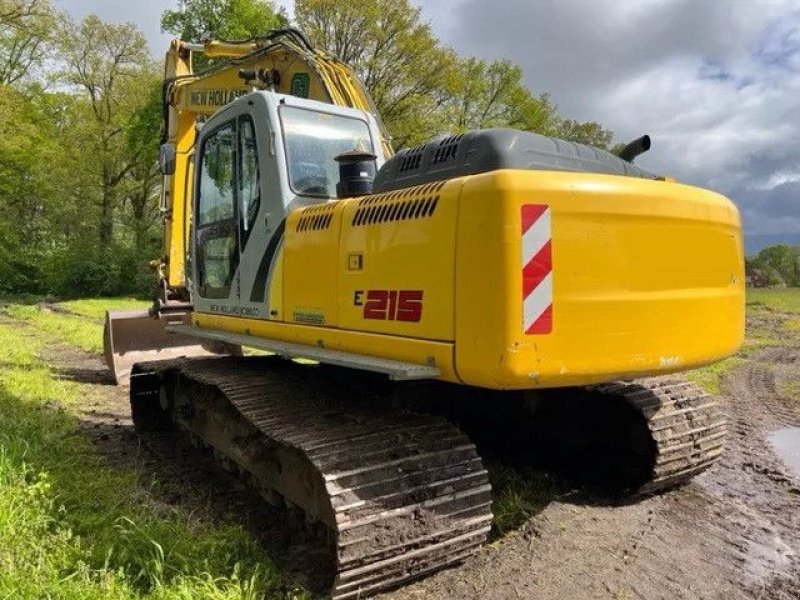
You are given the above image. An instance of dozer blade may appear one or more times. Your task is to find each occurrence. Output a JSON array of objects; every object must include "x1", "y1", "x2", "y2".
[{"x1": 104, "y1": 310, "x2": 239, "y2": 385}]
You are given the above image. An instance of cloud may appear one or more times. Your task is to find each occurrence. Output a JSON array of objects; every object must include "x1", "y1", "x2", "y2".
[
  {"x1": 422, "y1": 0, "x2": 800, "y2": 236},
  {"x1": 56, "y1": 0, "x2": 172, "y2": 54},
  {"x1": 57, "y1": 0, "x2": 800, "y2": 238}
]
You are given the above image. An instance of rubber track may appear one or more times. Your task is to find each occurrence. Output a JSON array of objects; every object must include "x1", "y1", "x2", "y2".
[
  {"x1": 133, "y1": 357, "x2": 492, "y2": 599},
  {"x1": 592, "y1": 378, "x2": 727, "y2": 495}
]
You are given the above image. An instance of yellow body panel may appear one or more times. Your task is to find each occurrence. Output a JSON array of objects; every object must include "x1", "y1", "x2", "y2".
[
  {"x1": 336, "y1": 181, "x2": 457, "y2": 340},
  {"x1": 453, "y1": 170, "x2": 743, "y2": 389},
  {"x1": 284, "y1": 203, "x2": 343, "y2": 326},
  {"x1": 195, "y1": 169, "x2": 745, "y2": 390}
]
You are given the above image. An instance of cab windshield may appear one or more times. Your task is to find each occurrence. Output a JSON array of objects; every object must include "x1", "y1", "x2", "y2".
[{"x1": 280, "y1": 106, "x2": 373, "y2": 198}]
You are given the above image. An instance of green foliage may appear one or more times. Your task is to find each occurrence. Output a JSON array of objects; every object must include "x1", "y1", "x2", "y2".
[
  {"x1": 0, "y1": 10, "x2": 162, "y2": 299},
  {"x1": 0, "y1": 84, "x2": 71, "y2": 294},
  {"x1": 747, "y1": 244, "x2": 800, "y2": 287},
  {"x1": 162, "y1": 0, "x2": 288, "y2": 43},
  {"x1": 296, "y1": 0, "x2": 612, "y2": 148},
  {"x1": 0, "y1": 305, "x2": 305, "y2": 599},
  {"x1": 0, "y1": 0, "x2": 55, "y2": 84},
  {"x1": 444, "y1": 58, "x2": 554, "y2": 133},
  {"x1": 0, "y1": 2, "x2": 614, "y2": 298},
  {"x1": 297, "y1": 0, "x2": 459, "y2": 147},
  {"x1": 551, "y1": 119, "x2": 614, "y2": 149}
]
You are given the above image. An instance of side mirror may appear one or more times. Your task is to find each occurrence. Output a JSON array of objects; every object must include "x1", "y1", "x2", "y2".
[{"x1": 159, "y1": 143, "x2": 176, "y2": 175}]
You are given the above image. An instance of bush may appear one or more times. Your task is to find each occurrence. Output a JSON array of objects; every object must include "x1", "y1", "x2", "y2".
[{"x1": 46, "y1": 242, "x2": 155, "y2": 299}]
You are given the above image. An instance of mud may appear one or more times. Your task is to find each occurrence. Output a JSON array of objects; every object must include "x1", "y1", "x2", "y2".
[
  {"x1": 381, "y1": 348, "x2": 800, "y2": 600},
  {"x1": 770, "y1": 428, "x2": 800, "y2": 480},
  {"x1": 19, "y1": 316, "x2": 800, "y2": 599}
]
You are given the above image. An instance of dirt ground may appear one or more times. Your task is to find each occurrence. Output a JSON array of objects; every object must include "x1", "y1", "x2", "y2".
[
  {"x1": 37, "y1": 315, "x2": 800, "y2": 599},
  {"x1": 381, "y1": 344, "x2": 800, "y2": 600}
]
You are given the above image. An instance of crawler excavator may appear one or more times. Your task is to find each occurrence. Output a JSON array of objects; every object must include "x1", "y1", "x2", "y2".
[{"x1": 103, "y1": 28, "x2": 744, "y2": 598}]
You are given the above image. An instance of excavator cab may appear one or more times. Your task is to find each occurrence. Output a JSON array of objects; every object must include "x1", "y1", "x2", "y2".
[
  {"x1": 190, "y1": 92, "x2": 385, "y2": 320},
  {"x1": 104, "y1": 91, "x2": 386, "y2": 383}
]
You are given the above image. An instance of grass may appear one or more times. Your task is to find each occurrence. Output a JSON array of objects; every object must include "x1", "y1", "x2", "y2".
[
  {"x1": 746, "y1": 287, "x2": 800, "y2": 313},
  {"x1": 1, "y1": 288, "x2": 797, "y2": 597},
  {"x1": 486, "y1": 462, "x2": 555, "y2": 538},
  {"x1": 61, "y1": 297, "x2": 151, "y2": 322},
  {"x1": 779, "y1": 378, "x2": 800, "y2": 401},
  {"x1": 0, "y1": 304, "x2": 305, "y2": 600},
  {"x1": 685, "y1": 357, "x2": 745, "y2": 395},
  {"x1": 5, "y1": 304, "x2": 107, "y2": 353},
  {"x1": 2, "y1": 298, "x2": 152, "y2": 354}
]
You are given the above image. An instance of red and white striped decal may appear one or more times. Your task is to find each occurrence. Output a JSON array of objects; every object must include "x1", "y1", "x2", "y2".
[{"x1": 521, "y1": 204, "x2": 553, "y2": 334}]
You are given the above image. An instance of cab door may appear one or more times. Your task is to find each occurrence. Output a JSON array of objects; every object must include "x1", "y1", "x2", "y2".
[
  {"x1": 235, "y1": 112, "x2": 281, "y2": 320},
  {"x1": 193, "y1": 119, "x2": 240, "y2": 311},
  {"x1": 193, "y1": 103, "x2": 282, "y2": 319}
]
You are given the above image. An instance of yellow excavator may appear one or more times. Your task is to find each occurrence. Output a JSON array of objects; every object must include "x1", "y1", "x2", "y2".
[{"x1": 104, "y1": 28, "x2": 744, "y2": 598}]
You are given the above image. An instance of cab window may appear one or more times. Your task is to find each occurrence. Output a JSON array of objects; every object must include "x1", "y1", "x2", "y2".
[
  {"x1": 196, "y1": 122, "x2": 237, "y2": 299},
  {"x1": 279, "y1": 106, "x2": 373, "y2": 198},
  {"x1": 239, "y1": 116, "x2": 260, "y2": 247}
]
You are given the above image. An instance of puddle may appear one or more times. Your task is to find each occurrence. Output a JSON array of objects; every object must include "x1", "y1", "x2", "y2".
[
  {"x1": 769, "y1": 427, "x2": 800, "y2": 481},
  {"x1": 744, "y1": 534, "x2": 794, "y2": 584}
]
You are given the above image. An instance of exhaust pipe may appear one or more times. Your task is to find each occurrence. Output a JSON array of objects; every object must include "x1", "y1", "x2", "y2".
[{"x1": 617, "y1": 134, "x2": 651, "y2": 163}]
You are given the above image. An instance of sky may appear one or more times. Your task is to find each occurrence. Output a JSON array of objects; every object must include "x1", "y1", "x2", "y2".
[{"x1": 56, "y1": 0, "x2": 800, "y2": 248}]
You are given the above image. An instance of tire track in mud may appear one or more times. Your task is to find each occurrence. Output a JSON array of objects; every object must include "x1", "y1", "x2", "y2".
[
  {"x1": 383, "y1": 350, "x2": 800, "y2": 600},
  {"x1": 703, "y1": 348, "x2": 800, "y2": 598}
]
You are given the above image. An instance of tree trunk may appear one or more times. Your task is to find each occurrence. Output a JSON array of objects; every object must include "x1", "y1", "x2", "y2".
[{"x1": 99, "y1": 172, "x2": 114, "y2": 247}]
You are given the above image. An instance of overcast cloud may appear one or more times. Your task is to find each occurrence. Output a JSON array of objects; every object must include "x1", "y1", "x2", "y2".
[{"x1": 57, "y1": 0, "x2": 800, "y2": 243}]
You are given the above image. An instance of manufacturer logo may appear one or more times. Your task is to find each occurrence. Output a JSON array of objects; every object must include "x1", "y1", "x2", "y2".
[
  {"x1": 353, "y1": 290, "x2": 423, "y2": 322},
  {"x1": 210, "y1": 304, "x2": 259, "y2": 316},
  {"x1": 189, "y1": 89, "x2": 248, "y2": 107},
  {"x1": 292, "y1": 309, "x2": 326, "y2": 325},
  {"x1": 290, "y1": 73, "x2": 311, "y2": 98}
]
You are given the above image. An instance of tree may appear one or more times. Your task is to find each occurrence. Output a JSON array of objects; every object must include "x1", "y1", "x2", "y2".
[
  {"x1": 296, "y1": 0, "x2": 459, "y2": 147},
  {"x1": 551, "y1": 119, "x2": 613, "y2": 149},
  {"x1": 0, "y1": 0, "x2": 45, "y2": 25},
  {"x1": 0, "y1": 0, "x2": 55, "y2": 84},
  {"x1": 122, "y1": 80, "x2": 162, "y2": 253},
  {"x1": 161, "y1": 0, "x2": 287, "y2": 42},
  {"x1": 444, "y1": 58, "x2": 556, "y2": 134},
  {"x1": 752, "y1": 244, "x2": 800, "y2": 287},
  {"x1": 0, "y1": 85, "x2": 57, "y2": 292},
  {"x1": 296, "y1": 0, "x2": 611, "y2": 148},
  {"x1": 57, "y1": 15, "x2": 156, "y2": 248}
]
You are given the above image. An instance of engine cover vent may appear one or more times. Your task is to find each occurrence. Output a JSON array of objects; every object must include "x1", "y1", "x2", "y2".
[
  {"x1": 399, "y1": 144, "x2": 425, "y2": 172},
  {"x1": 374, "y1": 128, "x2": 657, "y2": 193},
  {"x1": 352, "y1": 182, "x2": 445, "y2": 227},
  {"x1": 431, "y1": 134, "x2": 463, "y2": 164},
  {"x1": 296, "y1": 204, "x2": 335, "y2": 232}
]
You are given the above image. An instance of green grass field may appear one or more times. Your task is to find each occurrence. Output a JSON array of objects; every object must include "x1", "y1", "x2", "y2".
[
  {"x1": 746, "y1": 287, "x2": 800, "y2": 312},
  {"x1": 0, "y1": 288, "x2": 797, "y2": 598}
]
